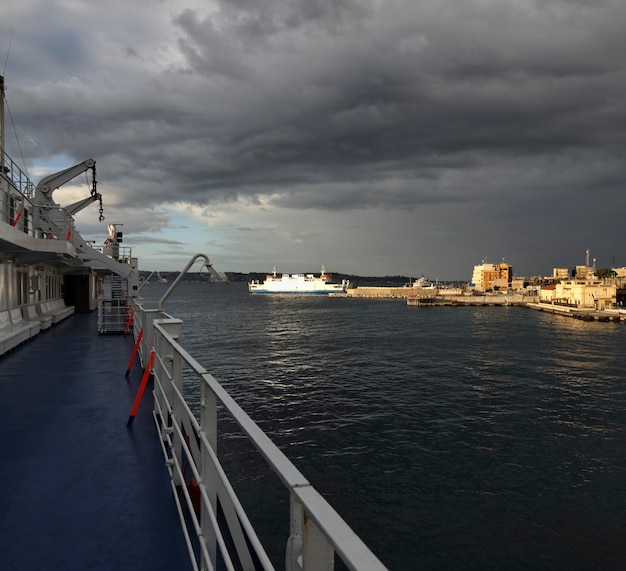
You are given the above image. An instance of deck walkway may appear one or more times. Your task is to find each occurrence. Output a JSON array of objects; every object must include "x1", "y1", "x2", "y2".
[{"x1": 0, "y1": 311, "x2": 192, "y2": 570}]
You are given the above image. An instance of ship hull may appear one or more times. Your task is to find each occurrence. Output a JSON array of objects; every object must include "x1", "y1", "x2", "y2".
[
  {"x1": 248, "y1": 266, "x2": 349, "y2": 295},
  {"x1": 249, "y1": 287, "x2": 345, "y2": 294}
]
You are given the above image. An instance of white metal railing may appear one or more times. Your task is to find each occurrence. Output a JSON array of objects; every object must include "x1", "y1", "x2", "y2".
[
  {"x1": 97, "y1": 300, "x2": 129, "y2": 333},
  {"x1": 1, "y1": 148, "x2": 35, "y2": 197},
  {"x1": 130, "y1": 298, "x2": 387, "y2": 571}
]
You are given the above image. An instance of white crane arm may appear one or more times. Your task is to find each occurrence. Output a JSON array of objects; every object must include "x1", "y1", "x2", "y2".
[{"x1": 35, "y1": 159, "x2": 96, "y2": 201}]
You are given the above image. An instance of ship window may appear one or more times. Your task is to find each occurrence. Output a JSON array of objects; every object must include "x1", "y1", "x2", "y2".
[
  {"x1": 23, "y1": 209, "x2": 30, "y2": 235},
  {"x1": 9, "y1": 196, "x2": 18, "y2": 226},
  {"x1": 16, "y1": 271, "x2": 25, "y2": 305}
]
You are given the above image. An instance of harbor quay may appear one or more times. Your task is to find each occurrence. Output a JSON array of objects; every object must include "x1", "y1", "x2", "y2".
[
  {"x1": 406, "y1": 293, "x2": 533, "y2": 306},
  {"x1": 407, "y1": 295, "x2": 626, "y2": 321},
  {"x1": 526, "y1": 302, "x2": 626, "y2": 322},
  {"x1": 341, "y1": 286, "x2": 626, "y2": 322},
  {"x1": 343, "y1": 286, "x2": 530, "y2": 303},
  {"x1": 345, "y1": 286, "x2": 430, "y2": 298},
  {"x1": 411, "y1": 296, "x2": 626, "y2": 322}
]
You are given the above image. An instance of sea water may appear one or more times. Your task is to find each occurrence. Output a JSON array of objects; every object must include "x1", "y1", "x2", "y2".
[{"x1": 140, "y1": 282, "x2": 626, "y2": 570}]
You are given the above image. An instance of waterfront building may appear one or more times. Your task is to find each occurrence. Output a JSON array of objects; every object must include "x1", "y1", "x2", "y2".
[
  {"x1": 539, "y1": 283, "x2": 557, "y2": 303},
  {"x1": 613, "y1": 267, "x2": 626, "y2": 278},
  {"x1": 552, "y1": 268, "x2": 569, "y2": 280},
  {"x1": 470, "y1": 262, "x2": 513, "y2": 291},
  {"x1": 574, "y1": 265, "x2": 596, "y2": 280},
  {"x1": 542, "y1": 280, "x2": 617, "y2": 309}
]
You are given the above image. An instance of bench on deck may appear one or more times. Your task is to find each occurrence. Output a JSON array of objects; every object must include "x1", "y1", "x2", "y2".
[
  {"x1": 10, "y1": 308, "x2": 40, "y2": 338},
  {"x1": 24, "y1": 304, "x2": 53, "y2": 331},
  {"x1": 0, "y1": 309, "x2": 35, "y2": 357},
  {"x1": 37, "y1": 300, "x2": 75, "y2": 324}
]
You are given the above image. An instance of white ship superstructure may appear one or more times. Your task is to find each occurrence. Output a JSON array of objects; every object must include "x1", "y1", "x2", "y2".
[{"x1": 249, "y1": 265, "x2": 349, "y2": 294}]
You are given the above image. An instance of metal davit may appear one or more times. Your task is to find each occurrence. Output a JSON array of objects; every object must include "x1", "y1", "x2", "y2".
[{"x1": 157, "y1": 253, "x2": 223, "y2": 313}]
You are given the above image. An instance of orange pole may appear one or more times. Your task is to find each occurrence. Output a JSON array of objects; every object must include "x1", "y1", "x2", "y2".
[
  {"x1": 124, "y1": 310, "x2": 135, "y2": 334},
  {"x1": 127, "y1": 349, "x2": 154, "y2": 426},
  {"x1": 125, "y1": 327, "x2": 143, "y2": 377}
]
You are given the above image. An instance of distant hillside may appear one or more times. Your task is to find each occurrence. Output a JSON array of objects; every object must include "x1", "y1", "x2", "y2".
[
  {"x1": 225, "y1": 272, "x2": 415, "y2": 287},
  {"x1": 139, "y1": 270, "x2": 462, "y2": 288}
]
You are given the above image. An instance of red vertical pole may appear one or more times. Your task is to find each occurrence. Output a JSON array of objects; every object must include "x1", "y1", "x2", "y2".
[
  {"x1": 124, "y1": 310, "x2": 135, "y2": 334},
  {"x1": 11, "y1": 209, "x2": 22, "y2": 227},
  {"x1": 127, "y1": 349, "x2": 154, "y2": 426},
  {"x1": 125, "y1": 327, "x2": 143, "y2": 377}
]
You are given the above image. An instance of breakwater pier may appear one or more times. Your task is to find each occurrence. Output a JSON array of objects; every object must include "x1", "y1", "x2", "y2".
[
  {"x1": 406, "y1": 293, "x2": 531, "y2": 307},
  {"x1": 344, "y1": 286, "x2": 532, "y2": 305},
  {"x1": 526, "y1": 302, "x2": 626, "y2": 322},
  {"x1": 344, "y1": 286, "x2": 626, "y2": 322},
  {"x1": 345, "y1": 286, "x2": 466, "y2": 299}
]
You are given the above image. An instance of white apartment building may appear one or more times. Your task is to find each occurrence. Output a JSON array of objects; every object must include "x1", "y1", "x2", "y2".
[{"x1": 541, "y1": 280, "x2": 616, "y2": 309}]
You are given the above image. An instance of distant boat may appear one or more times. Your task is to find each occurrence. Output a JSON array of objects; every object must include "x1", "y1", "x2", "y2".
[
  {"x1": 248, "y1": 265, "x2": 349, "y2": 295},
  {"x1": 409, "y1": 276, "x2": 437, "y2": 289}
]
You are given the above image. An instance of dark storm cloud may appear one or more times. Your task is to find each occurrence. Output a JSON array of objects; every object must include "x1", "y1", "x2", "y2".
[
  {"x1": 7, "y1": 0, "x2": 625, "y2": 208},
  {"x1": 159, "y1": 0, "x2": 625, "y2": 209},
  {"x1": 3, "y1": 0, "x2": 626, "y2": 275}
]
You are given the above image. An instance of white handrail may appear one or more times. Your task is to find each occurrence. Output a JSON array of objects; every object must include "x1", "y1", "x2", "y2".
[
  {"x1": 158, "y1": 253, "x2": 224, "y2": 313},
  {"x1": 131, "y1": 297, "x2": 387, "y2": 571}
]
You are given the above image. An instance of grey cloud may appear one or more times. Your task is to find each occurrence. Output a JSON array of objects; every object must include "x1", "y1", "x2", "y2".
[{"x1": 3, "y1": 0, "x2": 626, "y2": 276}]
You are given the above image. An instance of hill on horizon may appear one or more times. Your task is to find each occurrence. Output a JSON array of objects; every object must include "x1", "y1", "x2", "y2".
[{"x1": 139, "y1": 270, "x2": 465, "y2": 287}]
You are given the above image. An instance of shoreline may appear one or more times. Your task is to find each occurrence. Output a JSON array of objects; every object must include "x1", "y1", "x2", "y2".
[{"x1": 338, "y1": 286, "x2": 626, "y2": 322}]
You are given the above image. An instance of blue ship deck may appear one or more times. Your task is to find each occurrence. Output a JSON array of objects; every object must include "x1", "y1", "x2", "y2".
[{"x1": 0, "y1": 311, "x2": 193, "y2": 570}]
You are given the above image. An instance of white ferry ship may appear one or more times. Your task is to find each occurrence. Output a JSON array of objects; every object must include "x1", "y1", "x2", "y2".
[{"x1": 249, "y1": 265, "x2": 349, "y2": 294}]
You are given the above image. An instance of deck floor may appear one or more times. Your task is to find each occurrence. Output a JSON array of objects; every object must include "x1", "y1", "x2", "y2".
[{"x1": 0, "y1": 311, "x2": 193, "y2": 570}]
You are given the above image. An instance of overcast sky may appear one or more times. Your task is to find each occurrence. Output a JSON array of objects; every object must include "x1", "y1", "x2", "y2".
[{"x1": 2, "y1": 0, "x2": 625, "y2": 279}]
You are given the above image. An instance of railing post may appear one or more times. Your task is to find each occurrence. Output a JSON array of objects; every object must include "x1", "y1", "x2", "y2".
[
  {"x1": 287, "y1": 494, "x2": 304, "y2": 571},
  {"x1": 170, "y1": 323, "x2": 184, "y2": 489},
  {"x1": 303, "y1": 512, "x2": 334, "y2": 571},
  {"x1": 288, "y1": 493, "x2": 334, "y2": 571},
  {"x1": 154, "y1": 318, "x2": 183, "y2": 487},
  {"x1": 142, "y1": 308, "x2": 158, "y2": 368},
  {"x1": 200, "y1": 376, "x2": 218, "y2": 571}
]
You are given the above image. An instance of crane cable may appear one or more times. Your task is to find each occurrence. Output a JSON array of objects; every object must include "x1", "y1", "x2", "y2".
[{"x1": 3, "y1": 28, "x2": 31, "y2": 182}]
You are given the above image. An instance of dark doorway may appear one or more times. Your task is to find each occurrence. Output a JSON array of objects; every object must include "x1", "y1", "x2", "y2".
[{"x1": 63, "y1": 274, "x2": 91, "y2": 311}]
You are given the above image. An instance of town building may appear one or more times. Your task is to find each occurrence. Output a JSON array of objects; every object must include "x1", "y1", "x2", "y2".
[
  {"x1": 470, "y1": 262, "x2": 513, "y2": 291},
  {"x1": 540, "y1": 279, "x2": 616, "y2": 309},
  {"x1": 574, "y1": 265, "x2": 595, "y2": 280}
]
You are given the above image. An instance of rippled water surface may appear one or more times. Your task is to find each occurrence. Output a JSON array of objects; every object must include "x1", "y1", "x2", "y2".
[{"x1": 141, "y1": 282, "x2": 626, "y2": 570}]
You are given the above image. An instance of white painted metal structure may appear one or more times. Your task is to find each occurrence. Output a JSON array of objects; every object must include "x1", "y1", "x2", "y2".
[
  {"x1": 130, "y1": 261, "x2": 387, "y2": 571},
  {"x1": 1, "y1": 74, "x2": 138, "y2": 350}
]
